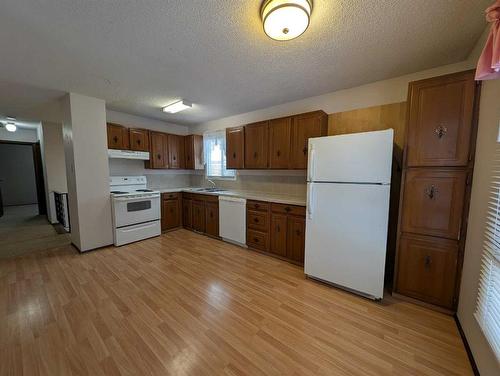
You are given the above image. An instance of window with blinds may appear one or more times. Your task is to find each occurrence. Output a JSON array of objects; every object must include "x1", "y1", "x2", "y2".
[
  {"x1": 475, "y1": 145, "x2": 500, "y2": 361},
  {"x1": 203, "y1": 130, "x2": 236, "y2": 180}
]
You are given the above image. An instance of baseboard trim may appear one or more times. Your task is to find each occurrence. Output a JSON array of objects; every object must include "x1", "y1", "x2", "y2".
[{"x1": 454, "y1": 315, "x2": 480, "y2": 376}]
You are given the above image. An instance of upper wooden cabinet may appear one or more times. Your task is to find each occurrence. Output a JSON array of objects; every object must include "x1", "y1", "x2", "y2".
[
  {"x1": 226, "y1": 126, "x2": 245, "y2": 169},
  {"x1": 406, "y1": 70, "x2": 476, "y2": 167},
  {"x1": 146, "y1": 131, "x2": 168, "y2": 169},
  {"x1": 290, "y1": 111, "x2": 328, "y2": 169},
  {"x1": 245, "y1": 121, "x2": 269, "y2": 169},
  {"x1": 184, "y1": 135, "x2": 204, "y2": 170},
  {"x1": 269, "y1": 117, "x2": 291, "y2": 169},
  {"x1": 107, "y1": 123, "x2": 130, "y2": 150},
  {"x1": 129, "y1": 128, "x2": 150, "y2": 152},
  {"x1": 168, "y1": 134, "x2": 185, "y2": 169}
]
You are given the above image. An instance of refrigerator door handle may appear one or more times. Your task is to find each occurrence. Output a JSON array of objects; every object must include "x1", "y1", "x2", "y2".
[
  {"x1": 308, "y1": 184, "x2": 314, "y2": 219},
  {"x1": 308, "y1": 145, "x2": 315, "y2": 182}
]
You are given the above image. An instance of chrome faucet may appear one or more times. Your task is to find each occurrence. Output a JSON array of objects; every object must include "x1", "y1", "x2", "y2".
[{"x1": 207, "y1": 179, "x2": 216, "y2": 189}]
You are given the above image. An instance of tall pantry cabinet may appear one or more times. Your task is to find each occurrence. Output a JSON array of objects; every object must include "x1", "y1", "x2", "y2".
[{"x1": 393, "y1": 70, "x2": 480, "y2": 313}]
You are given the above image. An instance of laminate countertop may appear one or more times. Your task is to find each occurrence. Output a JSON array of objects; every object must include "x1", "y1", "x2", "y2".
[{"x1": 152, "y1": 187, "x2": 307, "y2": 206}]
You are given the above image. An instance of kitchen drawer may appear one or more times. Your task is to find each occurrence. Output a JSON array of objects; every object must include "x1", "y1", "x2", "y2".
[
  {"x1": 247, "y1": 210, "x2": 269, "y2": 232},
  {"x1": 271, "y1": 203, "x2": 306, "y2": 217},
  {"x1": 247, "y1": 200, "x2": 269, "y2": 212},
  {"x1": 162, "y1": 192, "x2": 180, "y2": 200},
  {"x1": 182, "y1": 192, "x2": 194, "y2": 200},
  {"x1": 247, "y1": 229, "x2": 269, "y2": 251},
  {"x1": 401, "y1": 169, "x2": 467, "y2": 239},
  {"x1": 395, "y1": 234, "x2": 458, "y2": 309}
]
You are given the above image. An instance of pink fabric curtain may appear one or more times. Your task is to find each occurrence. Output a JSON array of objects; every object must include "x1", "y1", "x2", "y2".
[{"x1": 475, "y1": 0, "x2": 500, "y2": 80}]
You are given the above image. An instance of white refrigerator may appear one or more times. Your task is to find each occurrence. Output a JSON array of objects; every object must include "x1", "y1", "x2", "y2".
[{"x1": 305, "y1": 129, "x2": 394, "y2": 300}]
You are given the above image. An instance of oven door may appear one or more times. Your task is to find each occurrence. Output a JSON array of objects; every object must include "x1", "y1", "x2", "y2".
[{"x1": 112, "y1": 195, "x2": 160, "y2": 228}]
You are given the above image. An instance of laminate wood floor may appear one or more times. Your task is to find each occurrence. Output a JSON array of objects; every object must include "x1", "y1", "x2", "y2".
[{"x1": 0, "y1": 229, "x2": 473, "y2": 375}]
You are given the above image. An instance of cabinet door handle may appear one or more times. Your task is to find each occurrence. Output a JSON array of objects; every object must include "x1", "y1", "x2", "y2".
[
  {"x1": 302, "y1": 146, "x2": 308, "y2": 155},
  {"x1": 137, "y1": 139, "x2": 141, "y2": 145},
  {"x1": 157, "y1": 154, "x2": 161, "y2": 160},
  {"x1": 113, "y1": 136, "x2": 118, "y2": 143},
  {"x1": 277, "y1": 150, "x2": 281, "y2": 157},
  {"x1": 233, "y1": 152, "x2": 236, "y2": 159},
  {"x1": 254, "y1": 152, "x2": 258, "y2": 159},
  {"x1": 254, "y1": 237, "x2": 259, "y2": 243},
  {"x1": 254, "y1": 218, "x2": 259, "y2": 223},
  {"x1": 424, "y1": 255, "x2": 432, "y2": 269},
  {"x1": 276, "y1": 225, "x2": 280, "y2": 232},
  {"x1": 424, "y1": 185, "x2": 438, "y2": 199},
  {"x1": 255, "y1": 204, "x2": 260, "y2": 209},
  {"x1": 285, "y1": 207, "x2": 291, "y2": 212},
  {"x1": 173, "y1": 156, "x2": 176, "y2": 161},
  {"x1": 296, "y1": 230, "x2": 301, "y2": 236},
  {"x1": 435, "y1": 124, "x2": 448, "y2": 139}
]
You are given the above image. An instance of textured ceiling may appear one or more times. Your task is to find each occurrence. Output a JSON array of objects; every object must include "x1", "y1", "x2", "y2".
[{"x1": 0, "y1": 0, "x2": 490, "y2": 125}]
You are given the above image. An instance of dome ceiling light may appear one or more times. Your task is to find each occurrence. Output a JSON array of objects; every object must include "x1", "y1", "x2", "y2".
[{"x1": 261, "y1": 0, "x2": 312, "y2": 41}]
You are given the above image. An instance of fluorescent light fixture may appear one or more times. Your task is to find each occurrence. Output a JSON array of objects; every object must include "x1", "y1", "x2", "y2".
[
  {"x1": 162, "y1": 100, "x2": 192, "y2": 114},
  {"x1": 261, "y1": 0, "x2": 312, "y2": 41},
  {"x1": 5, "y1": 122, "x2": 17, "y2": 132}
]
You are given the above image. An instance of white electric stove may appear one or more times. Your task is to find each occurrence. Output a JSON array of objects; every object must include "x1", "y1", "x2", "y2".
[{"x1": 110, "y1": 176, "x2": 161, "y2": 246}]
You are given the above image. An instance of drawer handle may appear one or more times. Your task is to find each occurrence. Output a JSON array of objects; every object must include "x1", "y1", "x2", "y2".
[
  {"x1": 137, "y1": 139, "x2": 141, "y2": 145},
  {"x1": 254, "y1": 237, "x2": 259, "y2": 243},
  {"x1": 285, "y1": 207, "x2": 291, "y2": 212},
  {"x1": 254, "y1": 218, "x2": 259, "y2": 223},
  {"x1": 277, "y1": 150, "x2": 281, "y2": 157},
  {"x1": 424, "y1": 255, "x2": 432, "y2": 269},
  {"x1": 173, "y1": 156, "x2": 176, "y2": 161},
  {"x1": 254, "y1": 152, "x2": 258, "y2": 159},
  {"x1": 157, "y1": 154, "x2": 161, "y2": 160},
  {"x1": 435, "y1": 125, "x2": 448, "y2": 139},
  {"x1": 302, "y1": 146, "x2": 308, "y2": 155},
  {"x1": 113, "y1": 136, "x2": 118, "y2": 143},
  {"x1": 255, "y1": 204, "x2": 260, "y2": 209},
  {"x1": 424, "y1": 185, "x2": 438, "y2": 199},
  {"x1": 233, "y1": 152, "x2": 236, "y2": 159}
]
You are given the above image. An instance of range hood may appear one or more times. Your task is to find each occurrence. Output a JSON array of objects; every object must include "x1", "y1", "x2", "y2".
[{"x1": 108, "y1": 149, "x2": 150, "y2": 160}]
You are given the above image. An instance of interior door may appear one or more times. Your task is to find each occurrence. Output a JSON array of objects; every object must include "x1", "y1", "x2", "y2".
[{"x1": 305, "y1": 182, "x2": 390, "y2": 299}]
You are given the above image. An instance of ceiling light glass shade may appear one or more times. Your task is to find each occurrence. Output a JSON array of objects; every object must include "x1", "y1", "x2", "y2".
[
  {"x1": 5, "y1": 123, "x2": 17, "y2": 132},
  {"x1": 162, "y1": 100, "x2": 192, "y2": 114},
  {"x1": 261, "y1": 0, "x2": 312, "y2": 41}
]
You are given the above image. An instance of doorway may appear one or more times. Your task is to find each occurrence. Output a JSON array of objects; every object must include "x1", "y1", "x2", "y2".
[{"x1": 0, "y1": 140, "x2": 46, "y2": 217}]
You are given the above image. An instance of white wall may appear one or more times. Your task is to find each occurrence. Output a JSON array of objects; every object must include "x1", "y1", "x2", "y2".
[
  {"x1": 0, "y1": 127, "x2": 38, "y2": 142},
  {"x1": 39, "y1": 122, "x2": 67, "y2": 223},
  {"x1": 458, "y1": 79, "x2": 500, "y2": 375},
  {"x1": 62, "y1": 93, "x2": 113, "y2": 251}
]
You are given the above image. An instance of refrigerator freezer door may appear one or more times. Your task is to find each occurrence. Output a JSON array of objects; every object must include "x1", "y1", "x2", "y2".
[
  {"x1": 308, "y1": 129, "x2": 394, "y2": 184},
  {"x1": 305, "y1": 182, "x2": 390, "y2": 299}
]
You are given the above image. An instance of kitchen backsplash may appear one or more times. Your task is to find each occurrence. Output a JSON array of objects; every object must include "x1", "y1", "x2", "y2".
[
  {"x1": 190, "y1": 170, "x2": 307, "y2": 197},
  {"x1": 109, "y1": 159, "x2": 307, "y2": 197}
]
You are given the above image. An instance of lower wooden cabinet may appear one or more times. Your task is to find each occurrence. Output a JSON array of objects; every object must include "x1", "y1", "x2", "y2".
[
  {"x1": 192, "y1": 200, "x2": 205, "y2": 233},
  {"x1": 395, "y1": 234, "x2": 459, "y2": 309},
  {"x1": 182, "y1": 197, "x2": 193, "y2": 229},
  {"x1": 161, "y1": 193, "x2": 181, "y2": 231},
  {"x1": 247, "y1": 200, "x2": 306, "y2": 265},
  {"x1": 205, "y1": 201, "x2": 219, "y2": 238}
]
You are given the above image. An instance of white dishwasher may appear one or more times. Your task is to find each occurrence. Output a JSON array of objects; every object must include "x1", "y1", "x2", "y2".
[{"x1": 219, "y1": 196, "x2": 246, "y2": 247}]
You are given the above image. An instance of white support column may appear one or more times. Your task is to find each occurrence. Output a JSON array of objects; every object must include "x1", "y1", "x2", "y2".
[{"x1": 61, "y1": 93, "x2": 112, "y2": 251}]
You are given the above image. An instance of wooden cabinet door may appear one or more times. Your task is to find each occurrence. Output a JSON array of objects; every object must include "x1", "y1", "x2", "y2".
[
  {"x1": 401, "y1": 169, "x2": 467, "y2": 240},
  {"x1": 245, "y1": 121, "x2": 269, "y2": 169},
  {"x1": 205, "y1": 202, "x2": 219, "y2": 237},
  {"x1": 395, "y1": 234, "x2": 458, "y2": 309},
  {"x1": 406, "y1": 71, "x2": 475, "y2": 167},
  {"x1": 107, "y1": 123, "x2": 129, "y2": 150},
  {"x1": 168, "y1": 135, "x2": 184, "y2": 169},
  {"x1": 290, "y1": 111, "x2": 328, "y2": 169},
  {"x1": 226, "y1": 126, "x2": 245, "y2": 169},
  {"x1": 129, "y1": 129, "x2": 149, "y2": 151},
  {"x1": 162, "y1": 199, "x2": 180, "y2": 231},
  {"x1": 182, "y1": 198, "x2": 193, "y2": 229},
  {"x1": 269, "y1": 117, "x2": 291, "y2": 169},
  {"x1": 149, "y1": 132, "x2": 168, "y2": 168},
  {"x1": 287, "y1": 216, "x2": 306, "y2": 264},
  {"x1": 192, "y1": 200, "x2": 205, "y2": 233},
  {"x1": 184, "y1": 135, "x2": 204, "y2": 170},
  {"x1": 270, "y1": 213, "x2": 287, "y2": 257}
]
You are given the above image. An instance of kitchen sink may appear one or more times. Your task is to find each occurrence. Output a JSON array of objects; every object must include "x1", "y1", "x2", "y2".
[{"x1": 191, "y1": 188, "x2": 227, "y2": 193}]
